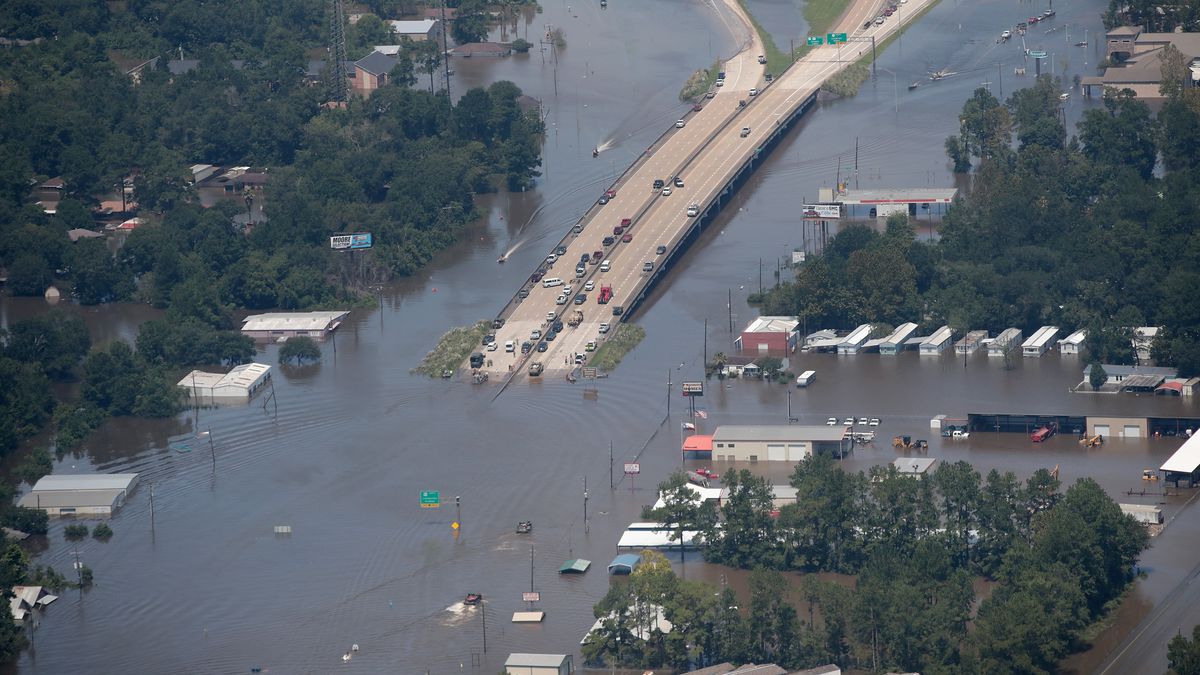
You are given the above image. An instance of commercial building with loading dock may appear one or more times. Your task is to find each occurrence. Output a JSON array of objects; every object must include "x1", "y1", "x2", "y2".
[{"x1": 709, "y1": 425, "x2": 850, "y2": 462}]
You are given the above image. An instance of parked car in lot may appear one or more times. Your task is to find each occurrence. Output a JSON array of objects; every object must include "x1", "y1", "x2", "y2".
[{"x1": 827, "y1": 417, "x2": 839, "y2": 425}]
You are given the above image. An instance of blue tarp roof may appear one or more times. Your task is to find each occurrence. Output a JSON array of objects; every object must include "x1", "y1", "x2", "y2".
[{"x1": 608, "y1": 553, "x2": 642, "y2": 574}]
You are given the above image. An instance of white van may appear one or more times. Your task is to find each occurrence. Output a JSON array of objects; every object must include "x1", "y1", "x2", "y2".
[
  {"x1": 542, "y1": 277, "x2": 563, "y2": 288},
  {"x1": 505, "y1": 340, "x2": 515, "y2": 353},
  {"x1": 600, "y1": 260, "x2": 611, "y2": 272}
]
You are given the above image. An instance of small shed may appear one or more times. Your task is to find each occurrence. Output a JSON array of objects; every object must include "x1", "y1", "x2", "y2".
[
  {"x1": 504, "y1": 653, "x2": 573, "y2": 675},
  {"x1": 608, "y1": 553, "x2": 642, "y2": 575},
  {"x1": 558, "y1": 559, "x2": 591, "y2": 574}
]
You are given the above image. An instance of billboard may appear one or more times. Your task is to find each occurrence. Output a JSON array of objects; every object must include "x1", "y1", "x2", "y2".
[
  {"x1": 624, "y1": 463, "x2": 641, "y2": 475},
  {"x1": 682, "y1": 381, "x2": 704, "y2": 397},
  {"x1": 802, "y1": 204, "x2": 841, "y2": 219},
  {"x1": 330, "y1": 232, "x2": 373, "y2": 250}
]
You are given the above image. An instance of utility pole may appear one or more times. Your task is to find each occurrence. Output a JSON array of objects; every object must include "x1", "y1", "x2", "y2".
[
  {"x1": 609, "y1": 441, "x2": 614, "y2": 490},
  {"x1": 149, "y1": 483, "x2": 155, "y2": 531},
  {"x1": 481, "y1": 598, "x2": 487, "y2": 653},
  {"x1": 208, "y1": 429, "x2": 216, "y2": 470},
  {"x1": 583, "y1": 477, "x2": 589, "y2": 533},
  {"x1": 998, "y1": 62, "x2": 1003, "y2": 98},
  {"x1": 455, "y1": 495, "x2": 461, "y2": 530},
  {"x1": 758, "y1": 258, "x2": 763, "y2": 294},
  {"x1": 667, "y1": 369, "x2": 672, "y2": 417},
  {"x1": 703, "y1": 318, "x2": 708, "y2": 367},
  {"x1": 728, "y1": 289, "x2": 733, "y2": 334}
]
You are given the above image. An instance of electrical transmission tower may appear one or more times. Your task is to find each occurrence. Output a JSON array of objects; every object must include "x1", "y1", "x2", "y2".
[{"x1": 328, "y1": 0, "x2": 349, "y2": 104}]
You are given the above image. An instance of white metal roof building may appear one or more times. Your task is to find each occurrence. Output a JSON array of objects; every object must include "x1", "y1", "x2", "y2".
[
  {"x1": 1022, "y1": 326, "x2": 1060, "y2": 357},
  {"x1": 177, "y1": 363, "x2": 272, "y2": 405},
  {"x1": 18, "y1": 473, "x2": 139, "y2": 517},
  {"x1": 919, "y1": 326, "x2": 954, "y2": 355},
  {"x1": 1058, "y1": 329, "x2": 1087, "y2": 355},
  {"x1": 879, "y1": 322, "x2": 919, "y2": 355},
  {"x1": 837, "y1": 323, "x2": 874, "y2": 355},
  {"x1": 988, "y1": 327, "x2": 1023, "y2": 357},
  {"x1": 1161, "y1": 433, "x2": 1200, "y2": 487},
  {"x1": 240, "y1": 311, "x2": 348, "y2": 342}
]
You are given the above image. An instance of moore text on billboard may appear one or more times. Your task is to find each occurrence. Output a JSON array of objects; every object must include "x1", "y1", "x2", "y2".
[
  {"x1": 801, "y1": 204, "x2": 841, "y2": 220},
  {"x1": 330, "y1": 232, "x2": 374, "y2": 250}
]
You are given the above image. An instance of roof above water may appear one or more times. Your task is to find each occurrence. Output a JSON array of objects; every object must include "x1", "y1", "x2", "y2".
[
  {"x1": 712, "y1": 425, "x2": 848, "y2": 442},
  {"x1": 835, "y1": 187, "x2": 957, "y2": 205},
  {"x1": 29, "y1": 474, "x2": 137, "y2": 492},
  {"x1": 241, "y1": 311, "x2": 349, "y2": 333},
  {"x1": 1162, "y1": 433, "x2": 1200, "y2": 473}
]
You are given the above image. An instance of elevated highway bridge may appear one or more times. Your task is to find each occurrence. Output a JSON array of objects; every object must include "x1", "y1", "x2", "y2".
[{"x1": 474, "y1": 0, "x2": 932, "y2": 380}]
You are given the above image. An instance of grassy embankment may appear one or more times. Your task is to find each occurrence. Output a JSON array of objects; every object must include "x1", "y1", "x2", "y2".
[
  {"x1": 414, "y1": 321, "x2": 491, "y2": 376},
  {"x1": 680, "y1": 61, "x2": 722, "y2": 101},
  {"x1": 822, "y1": 0, "x2": 944, "y2": 97},
  {"x1": 590, "y1": 324, "x2": 646, "y2": 372}
]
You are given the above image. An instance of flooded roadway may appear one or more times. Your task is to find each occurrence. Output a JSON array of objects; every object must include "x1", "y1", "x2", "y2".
[{"x1": 8, "y1": 0, "x2": 1198, "y2": 673}]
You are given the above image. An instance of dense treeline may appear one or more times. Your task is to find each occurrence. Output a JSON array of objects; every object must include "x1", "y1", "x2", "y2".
[
  {"x1": 590, "y1": 461, "x2": 1148, "y2": 673},
  {"x1": 0, "y1": 310, "x2": 187, "y2": 454},
  {"x1": 0, "y1": 1, "x2": 544, "y2": 305},
  {"x1": 756, "y1": 73, "x2": 1200, "y2": 375}
]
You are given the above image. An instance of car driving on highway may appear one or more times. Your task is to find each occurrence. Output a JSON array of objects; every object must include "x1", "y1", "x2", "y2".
[{"x1": 740, "y1": 127, "x2": 751, "y2": 137}]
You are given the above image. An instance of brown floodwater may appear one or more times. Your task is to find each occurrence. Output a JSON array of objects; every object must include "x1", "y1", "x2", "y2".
[{"x1": 8, "y1": 1, "x2": 1196, "y2": 673}]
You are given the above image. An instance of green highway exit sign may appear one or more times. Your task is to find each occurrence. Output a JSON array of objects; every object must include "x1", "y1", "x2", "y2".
[
  {"x1": 420, "y1": 490, "x2": 440, "y2": 508},
  {"x1": 827, "y1": 32, "x2": 848, "y2": 44},
  {"x1": 807, "y1": 36, "x2": 824, "y2": 46}
]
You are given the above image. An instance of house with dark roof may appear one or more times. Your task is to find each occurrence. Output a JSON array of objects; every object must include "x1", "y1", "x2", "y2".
[{"x1": 353, "y1": 51, "x2": 398, "y2": 93}]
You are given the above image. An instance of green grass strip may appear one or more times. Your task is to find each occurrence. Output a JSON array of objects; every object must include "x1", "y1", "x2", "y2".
[
  {"x1": 414, "y1": 320, "x2": 491, "y2": 376},
  {"x1": 590, "y1": 323, "x2": 646, "y2": 372}
]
